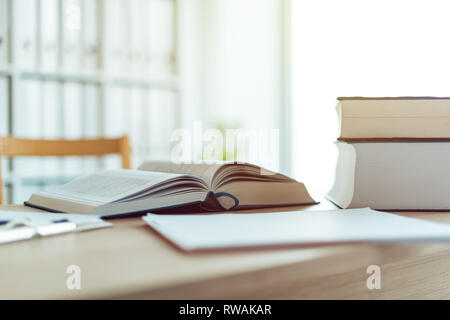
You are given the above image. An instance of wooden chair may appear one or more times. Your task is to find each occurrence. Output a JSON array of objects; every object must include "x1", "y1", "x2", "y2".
[{"x1": 0, "y1": 136, "x2": 131, "y2": 204}]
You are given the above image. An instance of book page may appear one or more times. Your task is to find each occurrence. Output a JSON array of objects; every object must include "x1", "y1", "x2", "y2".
[
  {"x1": 40, "y1": 170, "x2": 183, "y2": 205},
  {"x1": 138, "y1": 162, "x2": 315, "y2": 209},
  {"x1": 138, "y1": 161, "x2": 223, "y2": 187}
]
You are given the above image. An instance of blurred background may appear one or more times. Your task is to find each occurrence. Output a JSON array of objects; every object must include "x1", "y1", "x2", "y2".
[{"x1": 1, "y1": 0, "x2": 450, "y2": 203}]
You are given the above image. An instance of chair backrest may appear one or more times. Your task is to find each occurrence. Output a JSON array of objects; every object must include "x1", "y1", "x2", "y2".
[{"x1": 0, "y1": 136, "x2": 131, "y2": 204}]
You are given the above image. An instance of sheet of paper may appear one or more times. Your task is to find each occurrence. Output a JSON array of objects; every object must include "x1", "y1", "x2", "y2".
[
  {"x1": 143, "y1": 208, "x2": 450, "y2": 251},
  {"x1": 0, "y1": 210, "x2": 112, "y2": 244},
  {"x1": 0, "y1": 211, "x2": 111, "y2": 231},
  {"x1": 41, "y1": 169, "x2": 182, "y2": 205}
]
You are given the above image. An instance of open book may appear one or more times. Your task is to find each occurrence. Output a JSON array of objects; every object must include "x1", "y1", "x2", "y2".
[{"x1": 25, "y1": 162, "x2": 316, "y2": 217}]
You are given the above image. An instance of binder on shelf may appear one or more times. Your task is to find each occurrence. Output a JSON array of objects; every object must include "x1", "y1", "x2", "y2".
[
  {"x1": 41, "y1": 81, "x2": 62, "y2": 179},
  {"x1": 103, "y1": 0, "x2": 127, "y2": 74},
  {"x1": 148, "y1": 0, "x2": 175, "y2": 76},
  {"x1": 82, "y1": 84, "x2": 100, "y2": 139},
  {"x1": 0, "y1": 77, "x2": 8, "y2": 200},
  {"x1": 130, "y1": 87, "x2": 144, "y2": 168},
  {"x1": 13, "y1": 0, "x2": 38, "y2": 68},
  {"x1": 104, "y1": 85, "x2": 126, "y2": 138},
  {"x1": 82, "y1": 0, "x2": 99, "y2": 71},
  {"x1": 148, "y1": 89, "x2": 176, "y2": 160},
  {"x1": 0, "y1": 77, "x2": 7, "y2": 135},
  {"x1": 62, "y1": 82, "x2": 84, "y2": 176},
  {"x1": 103, "y1": 85, "x2": 127, "y2": 169},
  {"x1": 82, "y1": 84, "x2": 100, "y2": 172},
  {"x1": 62, "y1": 0, "x2": 82, "y2": 70},
  {"x1": 12, "y1": 79, "x2": 42, "y2": 203},
  {"x1": 129, "y1": 0, "x2": 146, "y2": 76}
]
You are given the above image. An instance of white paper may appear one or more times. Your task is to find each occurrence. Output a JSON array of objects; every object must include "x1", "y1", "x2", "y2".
[
  {"x1": 42, "y1": 170, "x2": 182, "y2": 205},
  {"x1": 143, "y1": 208, "x2": 450, "y2": 251}
]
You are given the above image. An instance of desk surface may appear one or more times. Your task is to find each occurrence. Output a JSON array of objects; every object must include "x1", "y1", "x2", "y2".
[{"x1": 2, "y1": 203, "x2": 450, "y2": 299}]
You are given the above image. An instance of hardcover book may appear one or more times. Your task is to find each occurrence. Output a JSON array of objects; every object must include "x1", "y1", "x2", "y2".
[
  {"x1": 26, "y1": 162, "x2": 316, "y2": 217},
  {"x1": 328, "y1": 141, "x2": 450, "y2": 210}
]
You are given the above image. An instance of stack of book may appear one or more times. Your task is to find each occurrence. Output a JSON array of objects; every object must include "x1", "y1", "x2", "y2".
[{"x1": 327, "y1": 97, "x2": 450, "y2": 210}]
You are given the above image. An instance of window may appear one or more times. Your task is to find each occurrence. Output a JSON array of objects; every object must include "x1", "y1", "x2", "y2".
[{"x1": 0, "y1": 0, "x2": 179, "y2": 203}]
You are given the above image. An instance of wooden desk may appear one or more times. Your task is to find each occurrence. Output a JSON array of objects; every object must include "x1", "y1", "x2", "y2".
[{"x1": 2, "y1": 203, "x2": 450, "y2": 299}]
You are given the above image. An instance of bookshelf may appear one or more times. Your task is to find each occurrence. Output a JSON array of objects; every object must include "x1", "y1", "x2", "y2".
[{"x1": 0, "y1": 0, "x2": 180, "y2": 204}]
